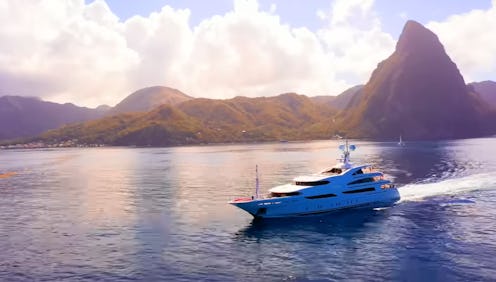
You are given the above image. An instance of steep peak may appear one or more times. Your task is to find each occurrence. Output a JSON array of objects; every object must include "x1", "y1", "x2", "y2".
[
  {"x1": 342, "y1": 19, "x2": 485, "y2": 140},
  {"x1": 402, "y1": 20, "x2": 425, "y2": 32},
  {"x1": 396, "y1": 20, "x2": 444, "y2": 55}
]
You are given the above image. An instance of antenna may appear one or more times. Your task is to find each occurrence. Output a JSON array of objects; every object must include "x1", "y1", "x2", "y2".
[
  {"x1": 339, "y1": 139, "x2": 356, "y2": 168},
  {"x1": 255, "y1": 165, "x2": 260, "y2": 199}
]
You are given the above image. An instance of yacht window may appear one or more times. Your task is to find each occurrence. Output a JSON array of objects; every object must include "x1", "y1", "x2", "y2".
[
  {"x1": 294, "y1": 180, "x2": 330, "y2": 186},
  {"x1": 305, "y1": 193, "x2": 337, "y2": 199},
  {"x1": 270, "y1": 192, "x2": 300, "y2": 197},
  {"x1": 342, "y1": 187, "x2": 375, "y2": 194},
  {"x1": 347, "y1": 177, "x2": 375, "y2": 185}
]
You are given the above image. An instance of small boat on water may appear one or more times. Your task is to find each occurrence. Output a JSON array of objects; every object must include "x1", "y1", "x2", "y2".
[
  {"x1": 229, "y1": 140, "x2": 400, "y2": 218},
  {"x1": 398, "y1": 135, "x2": 405, "y2": 146}
]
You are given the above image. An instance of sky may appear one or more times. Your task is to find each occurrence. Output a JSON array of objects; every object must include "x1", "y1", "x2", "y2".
[{"x1": 0, "y1": 0, "x2": 495, "y2": 107}]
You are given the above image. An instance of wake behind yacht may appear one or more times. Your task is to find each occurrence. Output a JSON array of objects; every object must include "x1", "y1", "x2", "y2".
[{"x1": 229, "y1": 141, "x2": 400, "y2": 218}]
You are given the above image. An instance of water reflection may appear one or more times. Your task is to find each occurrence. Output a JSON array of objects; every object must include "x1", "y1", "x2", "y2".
[
  {"x1": 229, "y1": 207, "x2": 402, "y2": 281},
  {"x1": 235, "y1": 208, "x2": 388, "y2": 241},
  {"x1": 368, "y1": 140, "x2": 490, "y2": 185},
  {"x1": 1, "y1": 138, "x2": 495, "y2": 281},
  {"x1": 71, "y1": 149, "x2": 137, "y2": 224}
]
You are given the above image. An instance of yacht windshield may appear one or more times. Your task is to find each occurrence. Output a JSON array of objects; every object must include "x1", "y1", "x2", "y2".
[
  {"x1": 270, "y1": 192, "x2": 300, "y2": 197},
  {"x1": 322, "y1": 168, "x2": 342, "y2": 174}
]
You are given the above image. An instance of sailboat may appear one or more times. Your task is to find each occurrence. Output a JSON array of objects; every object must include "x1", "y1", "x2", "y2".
[{"x1": 398, "y1": 135, "x2": 405, "y2": 146}]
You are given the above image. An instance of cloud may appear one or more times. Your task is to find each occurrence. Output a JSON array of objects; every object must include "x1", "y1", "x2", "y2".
[
  {"x1": 330, "y1": 0, "x2": 375, "y2": 27},
  {"x1": 177, "y1": 0, "x2": 338, "y2": 99},
  {"x1": 269, "y1": 3, "x2": 277, "y2": 13},
  {"x1": 316, "y1": 10, "x2": 327, "y2": 21},
  {"x1": 427, "y1": 1, "x2": 496, "y2": 82},
  {"x1": 0, "y1": 0, "x2": 139, "y2": 106},
  {"x1": 0, "y1": 0, "x2": 398, "y2": 107},
  {"x1": 317, "y1": 0, "x2": 395, "y2": 83},
  {"x1": 122, "y1": 6, "x2": 193, "y2": 93}
]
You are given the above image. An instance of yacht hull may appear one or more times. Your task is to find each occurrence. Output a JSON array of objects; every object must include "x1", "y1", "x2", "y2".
[{"x1": 230, "y1": 188, "x2": 400, "y2": 218}]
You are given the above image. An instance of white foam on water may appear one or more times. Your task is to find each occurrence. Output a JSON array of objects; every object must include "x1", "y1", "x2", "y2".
[
  {"x1": 373, "y1": 207, "x2": 390, "y2": 211},
  {"x1": 398, "y1": 173, "x2": 496, "y2": 203}
]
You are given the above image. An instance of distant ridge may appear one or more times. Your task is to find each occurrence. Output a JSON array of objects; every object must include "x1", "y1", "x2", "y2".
[
  {"x1": 0, "y1": 86, "x2": 194, "y2": 141},
  {"x1": 469, "y1": 81, "x2": 496, "y2": 108},
  {"x1": 0, "y1": 96, "x2": 107, "y2": 140},
  {"x1": 109, "y1": 86, "x2": 193, "y2": 115},
  {"x1": 33, "y1": 93, "x2": 336, "y2": 146},
  {"x1": 311, "y1": 85, "x2": 364, "y2": 110}
]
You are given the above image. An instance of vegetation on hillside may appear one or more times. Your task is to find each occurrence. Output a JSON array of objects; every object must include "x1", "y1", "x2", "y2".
[{"x1": 35, "y1": 93, "x2": 339, "y2": 146}]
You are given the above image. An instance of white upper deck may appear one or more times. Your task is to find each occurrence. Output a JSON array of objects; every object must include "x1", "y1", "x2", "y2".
[{"x1": 268, "y1": 141, "x2": 387, "y2": 194}]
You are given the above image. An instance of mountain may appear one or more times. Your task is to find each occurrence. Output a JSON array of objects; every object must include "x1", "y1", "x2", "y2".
[
  {"x1": 339, "y1": 20, "x2": 493, "y2": 140},
  {"x1": 109, "y1": 86, "x2": 193, "y2": 115},
  {"x1": 310, "y1": 95, "x2": 335, "y2": 106},
  {"x1": 311, "y1": 85, "x2": 364, "y2": 110},
  {"x1": 0, "y1": 85, "x2": 191, "y2": 141},
  {"x1": 96, "y1": 104, "x2": 112, "y2": 112},
  {"x1": 0, "y1": 96, "x2": 108, "y2": 141},
  {"x1": 469, "y1": 81, "x2": 496, "y2": 108},
  {"x1": 8, "y1": 20, "x2": 496, "y2": 145},
  {"x1": 33, "y1": 93, "x2": 337, "y2": 146}
]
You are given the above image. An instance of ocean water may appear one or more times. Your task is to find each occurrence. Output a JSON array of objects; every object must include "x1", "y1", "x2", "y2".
[{"x1": 1, "y1": 138, "x2": 496, "y2": 281}]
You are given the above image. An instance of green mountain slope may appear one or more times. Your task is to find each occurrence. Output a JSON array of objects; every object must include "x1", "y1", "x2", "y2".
[{"x1": 36, "y1": 93, "x2": 337, "y2": 146}]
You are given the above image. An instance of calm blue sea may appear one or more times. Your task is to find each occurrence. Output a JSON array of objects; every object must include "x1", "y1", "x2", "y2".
[{"x1": 1, "y1": 138, "x2": 496, "y2": 281}]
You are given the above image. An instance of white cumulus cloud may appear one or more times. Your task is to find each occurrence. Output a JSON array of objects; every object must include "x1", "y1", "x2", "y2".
[
  {"x1": 427, "y1": 1, "x2": 496, "y2": 82},
  {"x1": 3, "y1": 0, "x2": 492, "y2": 108},
  {"x1": 0, "y1": 0, "x2": 397, "y2": 107},
  {"x1": 178, "y1": 0, "x2": 337, "y2": 99},
  {"x1": 0, "y1": 0, "x2": 140, "y2": 106},
  {"x1": 317, "y1": 0, "x2": 395, "y2": 83}
]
